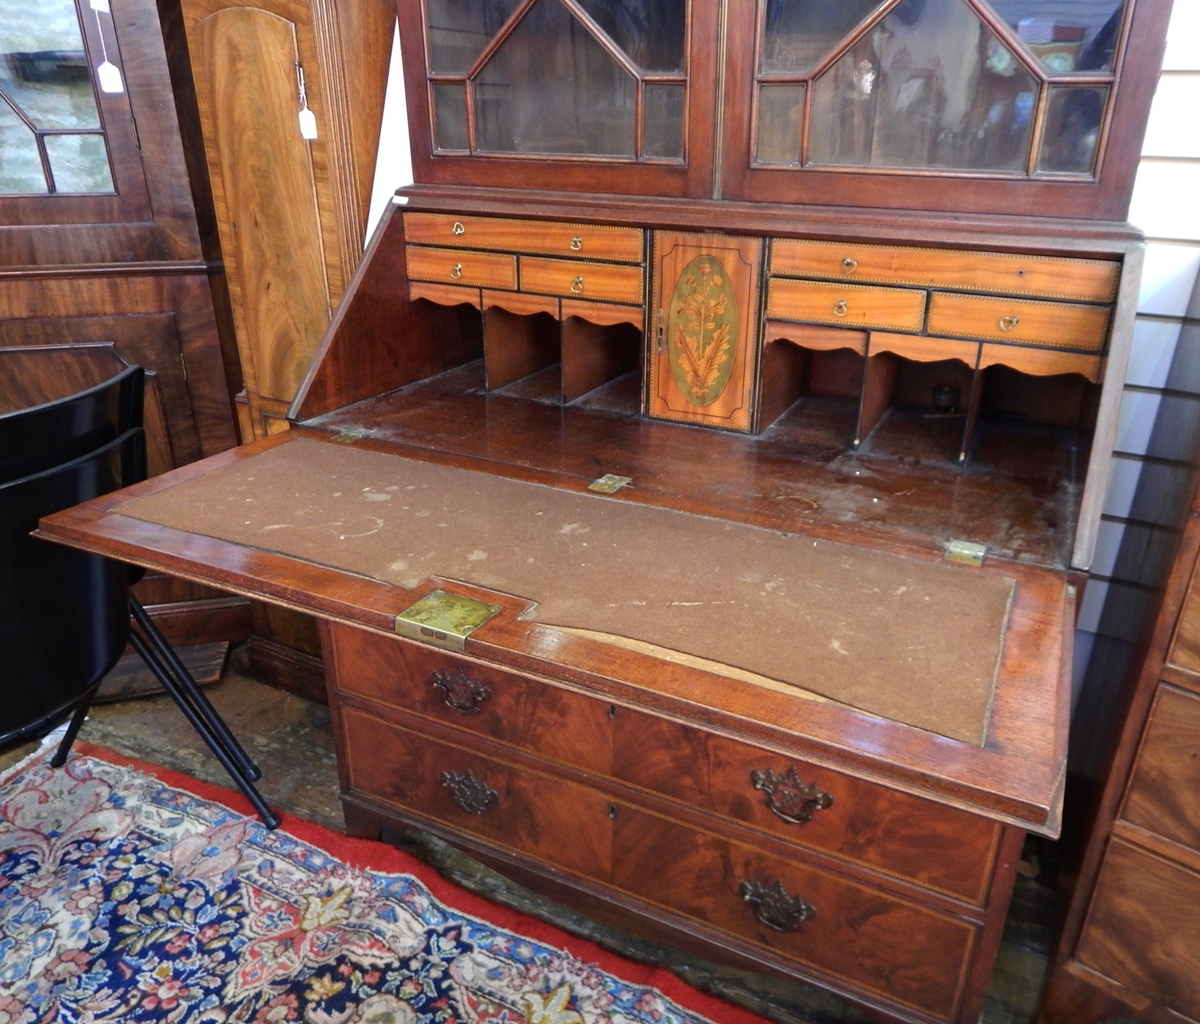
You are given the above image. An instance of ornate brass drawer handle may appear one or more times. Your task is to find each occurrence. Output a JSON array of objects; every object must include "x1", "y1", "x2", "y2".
[
  {"x1": 999, "y1": 315, "x2": 1020, "y2": 331},
  {"x1": 450, "y1": 263, "x2": 463, "y2": 279},
  {"x1": 751, "y1": 767, "x2": 833, "y2": 824},
  {"x1": 570, "y1": 275, "x2": 585, "y2": 295},
  {"x1": 570, "y1": 236, "x2": 583, "y2": 251},
  {"x1": 841, "y1": 257, "x2": 858, "y2": 273},
  {"x1": 833, "y1": 300, "x2": 848, "y2": 317},
  {"x1": 442, "y1": 768, "x2": 497, "y2": 815},
  {"x1": 452, "y1": 221, "x2": 465, "y2": 236},
  {"x1": 431, "y1": 667, "x2": 492, "y2": 715},
  {"x1": 740, "y1": 879, "x2": 815, "y2": 932}
]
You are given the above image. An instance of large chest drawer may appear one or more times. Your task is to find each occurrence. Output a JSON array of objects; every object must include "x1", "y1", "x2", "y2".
[{"x1": 1121, "y1": 684, "x2": 1200, "y2": 851}]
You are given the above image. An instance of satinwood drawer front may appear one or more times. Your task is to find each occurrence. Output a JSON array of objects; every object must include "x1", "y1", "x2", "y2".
[
  {"x1": 328, "y1": 625, "x2": 613, "y2": 777},
  {"x1": 404, "y1": 212, "x2": 644, "y2": 263},
  {"x1": 1121, "y1": 685, "x2": 1200, "y2": 852},
  {"x1": 767, "y1": 278, "x2": 927, "y2": 332},
  {"x1": 613, "y1": 709, "x2": 1000, "y2": 905},
  {"x1": 613, "y1": 807, "x2": 976, "y2": 1022},
  {"x1": 519, "y1": 256, "x2": 643, "y2": 304},
  {"x1": 926, "y1": 293, "x2": 1110, "y2": 350},
  {"x1": 770, "y1": 239, "x2": 1119, "y2": 303},
  {"x1": 405, "y1": 245, "x2": 517, "y2": 290},
  {"x1": 342, "y1": 706, "x2": 614, "y2": 882},
  {"x1": 1076, "y1": 837, "x2": 1200, "y2": 1020}
]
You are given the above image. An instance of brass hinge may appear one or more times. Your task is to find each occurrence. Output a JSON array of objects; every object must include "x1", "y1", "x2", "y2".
[{"x1": 945, "y1": 539, "x2": 987, "y2": 567}]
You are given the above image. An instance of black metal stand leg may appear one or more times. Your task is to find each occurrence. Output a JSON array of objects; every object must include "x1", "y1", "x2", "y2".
[
  {"x1": 50, "y1": 681, "x2": 103, "y2": 768},
  {"x1": 128, "y1": 630, "x2": 281, "y2": 829},
  {"x1": 128, "y1": 595, "x2": 261, "y2": 781}
]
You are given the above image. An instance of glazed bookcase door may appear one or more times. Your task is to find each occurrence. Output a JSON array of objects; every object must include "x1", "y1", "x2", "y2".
[
  {"x1": 647, "y1": 232, "x2": 763, "y2": 432},
  {"x1": 720, "y1": 0, "x2": 1171, "y2": 219},
  {"x1": 399, "y1": 0, "x2": 720, "y2": 198}
]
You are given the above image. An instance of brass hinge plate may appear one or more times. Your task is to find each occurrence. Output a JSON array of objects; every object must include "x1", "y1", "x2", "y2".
[
  {"x1": 945, "y1": 539, "x2": 987, "y2": 567},
  {"x1": 588, "y1": 473, "x2": 632, "y2": 494},
  {"x1": 395, "y1": 589, "x2": 502, "y2": 653}
]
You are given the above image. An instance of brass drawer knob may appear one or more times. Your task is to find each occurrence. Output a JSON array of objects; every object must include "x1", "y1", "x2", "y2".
[
  {"x1": 442, "y1": 768, "x2": 497, "y2": 815},
  {"x1": 431, "y1": 667, "x2": 492, "y2": 715},
  {"x1": 842, "y1": 256, "x2": 858, "y2": 273},
  {"x1": 570, "y1": 236, "x2": 583, "y2": 251},
  {"x1": 833, "y1": 300, "x2": 848, "y2": 317},
  {"x1": 570, "y1": 275, "x2": 585, "y2": 295},
  {"x1": 740, "y1": 879, "x2": 815, "y2": 932},
  {"x1": 452, "y1": 221, "x2": 465, "y2": 235},
  {"x1": 450, "y1": 263, "x2": 463, "y2": 279},
  {"x1": 999, "y1": 315, "x2": 1020, "y2": 331},
  {"x1": 751, "y1": 767, "x2": 833, "y2": 824}
]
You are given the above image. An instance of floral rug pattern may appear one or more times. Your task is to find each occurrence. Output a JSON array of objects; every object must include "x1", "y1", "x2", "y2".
[{"x1": 0, "y1": 752, "x2": 712, "y2": 1024}]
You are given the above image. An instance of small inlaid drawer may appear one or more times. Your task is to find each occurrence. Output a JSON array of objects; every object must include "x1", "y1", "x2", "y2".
[
  {"x1": 613, "y1": 708, "x2": 999, "y2": 904},
  {"x1": 343, "y1": 706, "x2": 615, "y2": 882},
  {"x1": 771, "y1": 239, "x2": 1120, "y2": 303},
  {"x1": 404, "y1": 212, "x2": 644, "y2": 263},
  {"x1": 613, "y1": 807, "x2": 976, "y2": 1022},
  {"x1": 405, "y1": 244, "x2": 516, "y2": 290},
  {"x1": 767, "y1": 278, "x2": 927, "y2": 332},
  {"x1": 519, "y1": 256, "x2": 644, "y2": 304},
  {"x1": 1120, "y1": 685, "x2": 1200, "y2": 851},
  {"x1": 327, "y1": 624, "x2": 613, "y2": 777},
  {"x1": 926, "y1": 293, "x2": 1110, "y2": 350}
]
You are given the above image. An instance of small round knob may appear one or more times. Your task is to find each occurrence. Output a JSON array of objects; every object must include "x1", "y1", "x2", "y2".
[
  {"x1": 451, "y1": 221, "x2": 465, "y2": 235},
  {"x1": 833, "y1": 300, "x2": 848, "y2": 317},
  {"x1": 999, "y1": 315, "x2": 1020, "y2": 331},
  {"x1": 842, "y1": 257, "x2": 858, "y2": 273},
  {"x1": 570, "y1": 236, "x2": 583, "y2": 251},
  {"x1": 570, "y1": 275, "x2": 584, "y2": 295},
  {"x1": 450, "y1": 263, "x2": 463, "y2": 279}
]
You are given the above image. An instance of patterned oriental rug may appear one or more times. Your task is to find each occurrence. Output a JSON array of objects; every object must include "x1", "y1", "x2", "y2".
[{"x1": 0, "y1": 744, "x2": 768, "y2": 1024}]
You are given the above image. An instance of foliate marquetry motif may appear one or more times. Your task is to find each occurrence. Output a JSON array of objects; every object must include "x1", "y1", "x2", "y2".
[
  {"x1": 751, "y1": 767, "x2": 833, "y2": 824},
  {"x1": 441, "y1": 769, "x2": 498, "y2": 815},
  {"x1": 739, "y1": 879, "x2": 815, "y2": 932},
  {"x1": 431, "y1": 667, "x2": 493, "y2": 715},
  {"x1": 667, "y1": 255, "x2": 738, "y2": 407}
]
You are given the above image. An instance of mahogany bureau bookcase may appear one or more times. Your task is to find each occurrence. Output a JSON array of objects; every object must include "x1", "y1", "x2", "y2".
[{"x1": 38, "y1": 1, "x2": 1174, "y2": 1021}]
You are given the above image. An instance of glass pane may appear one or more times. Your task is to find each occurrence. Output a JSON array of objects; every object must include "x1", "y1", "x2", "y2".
[
  {"x1": 0, "y1": 0, "x2": 102, "y2": 129},
  {"x1": 809, "y1": 0, "x2": 1037, "y2": 174},
  {"x1": 986, "y1": 0, "x2": 1125, "y2": 73},
  {"x1": 756, "y1": 82, "x2": 804, "y2": 164},
  {"x1": 475, "y1": 0, "x2": 636, "y2": 157},
  {"x1": 424, "y1": 0, "x2": 523, "y2": 74},
  {"x1": 575, "y1": 0, "x2": 686, "y2": 72},
  {"x1": 761, "y1": 0, "x2": 882, "y2": 75},
  {"x1": 644, "y1": 82, "x2": 684, "y2": 159},
  {"x1": 1039, "y1": 85, "x2": 1106, "y2": 175},
  {"x1": 0, "y1": 99, "x2": 48, "y2": 193},
  {"x1": 433, "y1": 82, "x2": 469, "y2": 150},
  {"x1": 44, "y1": 132, "x2": 113, "y2": 192}
]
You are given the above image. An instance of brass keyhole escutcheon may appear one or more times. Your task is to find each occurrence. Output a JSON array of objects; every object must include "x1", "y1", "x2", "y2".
[
  {"x1": 570, "y1": 236, "x2": 583, "y2": 251},
  {"x1": 999, "y1": 315, "x2": 1020, "y2": 331},
  {"x1": 570, "y1": 275, "x2": 584, "y2": 294},
  {"x1": 450, "y1": 263, "x2": 463, "y2": 279},
  {"x1": 833, "y1": 300, "x2": 848, "y2": 317},
  {"x1": 842, "y1": 257, "x2": 858, "y2": 273},
  {"x1": 451, "y1": 221, "x2": 465, "y2": 235}
]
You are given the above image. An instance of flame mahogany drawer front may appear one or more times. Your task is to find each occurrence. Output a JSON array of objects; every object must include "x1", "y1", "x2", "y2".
[
  {"x1": 329, "y1": 627, "x2": 999, "y2": 904},
  {"x1": 613, "y1": 807, "x2": 977, "y2": 1023},
  {"x1": 404, "y1": 245, "x2": 517, "y2": 290},
  {"x1": 518, "y1": 256, "x2": 644, "y2": 304},
  {"x1": 766, "y1": 278, "x2": 927, "y2": 333},
  {"x1": 926, "y1": 293, "x2": 1111, "y2": 350},
  {"x1": 404, "y1": 212, "x2": 645, "y2": 264},
  {"x1": 770, "y1": 239, "x2": 1120, "y2": 303}
]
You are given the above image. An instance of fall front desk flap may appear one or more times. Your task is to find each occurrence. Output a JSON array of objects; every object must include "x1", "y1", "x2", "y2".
[{"x1": 118, "y1": 438, "x2": 1017, "y2": 745}]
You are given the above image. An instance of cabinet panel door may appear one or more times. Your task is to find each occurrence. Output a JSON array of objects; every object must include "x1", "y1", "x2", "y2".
[{"x1": 647, "y1": 232, "x2": 763, "y2": 432}]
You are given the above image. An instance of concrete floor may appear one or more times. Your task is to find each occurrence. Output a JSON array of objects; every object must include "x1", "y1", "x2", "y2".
[{"x1": 0, "y1": 667, "x2": 1057, "y2": 1024}]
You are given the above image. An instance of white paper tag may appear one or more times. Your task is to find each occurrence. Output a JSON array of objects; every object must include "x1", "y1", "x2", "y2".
[
  {"x1": 97, "y1": 60, "x2": 124, "y2": 93},
  {"x1": 90, "y1": 0, "x2": 111, "y2": 10},
  {"x1": 298, "y1": 107, "x2": 318, "y2": 140}
]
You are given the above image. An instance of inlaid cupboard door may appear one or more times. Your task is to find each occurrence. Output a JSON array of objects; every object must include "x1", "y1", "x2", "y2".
[{"x1": 647, "y1": 232, "x2": 764, "y2": 432}]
